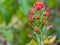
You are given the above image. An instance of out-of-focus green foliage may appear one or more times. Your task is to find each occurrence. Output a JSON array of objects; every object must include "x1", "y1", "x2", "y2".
[
  {"x1": 52, "y1": 13, "x2": 60, "y2": 40},
  {"x1": 46, "y1": 0, "x2": 56, "y2": 8}
]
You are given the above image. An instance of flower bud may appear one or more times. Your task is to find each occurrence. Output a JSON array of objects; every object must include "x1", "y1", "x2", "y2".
[
  {"x1": 46, "y1": 8, "x2": 49, "y2": 12},
  {"x1": 28, "y1": 34, "x2": 33, "y2": 38},
  {"x1": 34, "y1": 26, "x2": 39, "y2": 32},
  {"x1": 35, "y1": 16, "x2": 40, "y2": 20},
  {"x1": 44, "y1": 12, "x2": 49, "y2": 17},
  {"x1": 42, "y1": 20, "x2": 47, "y2": 25},
  {"x1": 47, "y1": 24, "x2": 53, "y2": 29}
]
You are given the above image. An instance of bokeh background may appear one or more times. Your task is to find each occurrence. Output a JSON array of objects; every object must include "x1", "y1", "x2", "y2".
[{"x1": 0, "y1": 0, "x2": 60, "y2": 45}]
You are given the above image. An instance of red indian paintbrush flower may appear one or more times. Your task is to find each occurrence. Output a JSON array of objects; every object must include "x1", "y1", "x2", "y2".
[
  {"x1": 35, "y1": 16, "x2": 40, "y2": 20},
  {"x1": 34, "y1": 2, "x2": 44, "y2": 11},
  {"x1": 34, "y1": 26, "x2": 39, "y2": 32},
  {"x1": 27, "y1": 1, "x2": 53, "y2": 44}
]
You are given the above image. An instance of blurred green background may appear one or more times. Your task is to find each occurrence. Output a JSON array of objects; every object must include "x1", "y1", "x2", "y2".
[{"x1": 0, "y1": 0, "x2": 60, "y2": 45}]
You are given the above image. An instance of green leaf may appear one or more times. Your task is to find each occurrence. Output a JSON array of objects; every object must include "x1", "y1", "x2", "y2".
[
  {"x1": 0, "y1": 15, "x2": 3, "y2": 23},
  {"x1": 40, "y1": 0, "x2": 44, "y2": 3},
  {"x1": 0, "y1": 0, "x2": 18, "y2": 25},
  {"x1": 16, "y1": 8, "x2": 27, "y2": 22},
  {"x1": 0, "y1": 7, "x2": 10, "y2": 25},
  {"x1": 56, "y1": 30, "x2": 60, "y2": 40},
  {"x1": 56, "y1": 3, "x2": 60, "y2": 10},
  {"x1": 18, "y1": 0, "x2": 30, "y2": 15},
  {"x1": 3, "y1": 0, "x2": 14, "y2": 9},
  {"x1": 28, "y1": 0, "x2": 36, "y2": 6},
  {"x1": 46, "y1": 0, "x2": 56, "y2": 8},
  {"x1": 0, "y1": 43, "x2": 3, "y2": 45},
  {"x1": 3, "y1": 30, "x2": 13, "y2": 43}
]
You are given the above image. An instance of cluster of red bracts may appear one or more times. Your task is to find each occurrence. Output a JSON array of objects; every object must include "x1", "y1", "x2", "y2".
[
  {"x1": 27, "y1": 2, "x2": 52, "y2": 38},
  {"x1": 34, "y1": 2, "x2": 44, "y2": 11},
  {"x1": 27, "y1": 2, "x2": 49, "y2": 22}
]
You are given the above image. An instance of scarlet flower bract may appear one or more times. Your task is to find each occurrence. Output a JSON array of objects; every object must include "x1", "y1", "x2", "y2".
[
  {"x1": 47, "y1": 24, "x2": 53, "y2": 29},
  {"x1": 36, "y1": 16, "x2": 40, "y2": 20},
  {"x1": 42, "y1": 20, "x2": 47, "y2": 25},
  {"x1": 44, "y1": 8, "x2": 49, "y2": 17},
  {"x1": 27, "y1": 14, "x2": 34, "y2": 22},
  {"x1": 44, "y1": 12, "x2": 49, "y2": 17},
  {"x1": 34, "y1": 2, "x2": 44, "y2": 11},
  {"x1": 46, "y1": 8, "x2": 49, "y2": 12}
]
